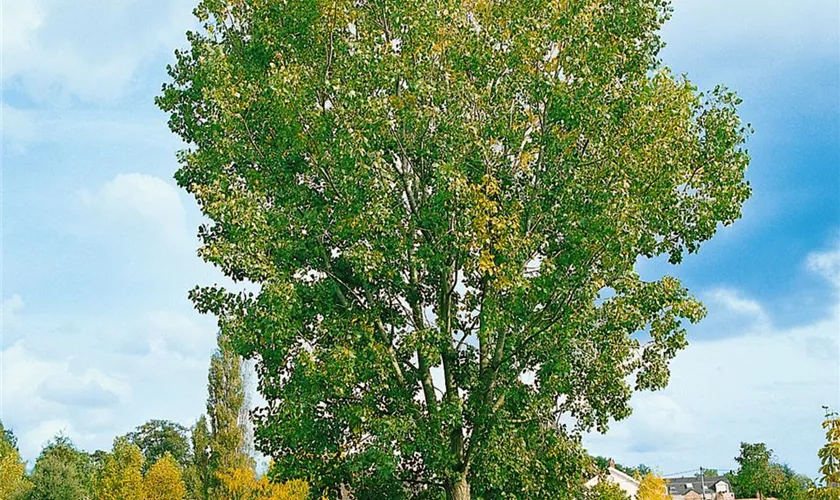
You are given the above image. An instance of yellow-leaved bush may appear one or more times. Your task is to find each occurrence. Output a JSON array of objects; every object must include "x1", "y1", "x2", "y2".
[
  {"x1": 216, "y1": 467, "x2": 309, "y2": 500},
  {"x1": 144, "y1": 453, "x2": 188, "y2": 500}
]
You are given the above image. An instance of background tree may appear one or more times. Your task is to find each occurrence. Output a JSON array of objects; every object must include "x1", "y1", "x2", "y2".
[
  {"x1": 159, "y1": 0, "x2": 750, "y2": 497},
  {"x1": 730, "y1": 443, "x2": 785, "y2": 499},
  {"x1": 185, "y1": 339, "x2": 254, "y2": 499},
  {"x1": 589, "y1": 481, "x2": 632, "y2": 500},
  {"x1": 0, "y1": 422, "x2": 32, "y2": 500},
  {"x1": 127, "y1": 419, "x2": 192, "y2": 471},
  {"x1": 637, "y1": 473, "x2": 668, "y2": 500},
  {"x1": 27, "y1": 435, "x2": 87, "y2": 500},
  {"x1": 185, "y1": 415, "x2": 213, "y2": 500},
  {"x1": 82, "y1": 449, "x2": 110, "y2": 498},
  {"x1": 97, "y1": 436, "x2": 144, "y2": 500},
  {"x1": 144, "y1": 452, "x2": 188, "y2": 500},
  {"x1": 593, "y1": 456, "x2": 651, "y2": 479},
  {"x1": 216, "y1": 467, "x2": 309, "y2": 500},
  {"x1": 206, "y1": 341, "x2": 253, "y2": 475}
]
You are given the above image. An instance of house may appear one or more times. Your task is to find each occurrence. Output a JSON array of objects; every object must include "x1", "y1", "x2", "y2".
[
  {"x1": 666, "y1": 476, "x2": 734, "y2": 500},
  {"x1": 586, "y1": 459, "x2": 641, "y2": 499}
]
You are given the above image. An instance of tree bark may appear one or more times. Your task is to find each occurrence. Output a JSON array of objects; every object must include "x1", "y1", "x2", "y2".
[{"x1": 445, "y1": 476, "x2": 470, "y2": 500}]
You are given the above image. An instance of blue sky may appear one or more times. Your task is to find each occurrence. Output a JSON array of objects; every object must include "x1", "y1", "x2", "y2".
[{"x1": 1, "y1": 0, "x2": 838, "y2": 479}]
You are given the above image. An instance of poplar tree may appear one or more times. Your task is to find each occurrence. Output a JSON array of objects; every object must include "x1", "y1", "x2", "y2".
[
  {"x1": 187, "y1": 340, "x2": 254, "y2": 499},
  {"x1": 159, "y1": 0, "x2": 751, "y2": 497}
]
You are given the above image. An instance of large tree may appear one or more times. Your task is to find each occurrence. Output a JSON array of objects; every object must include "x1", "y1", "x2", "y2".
[
  {"x1": 127, "y1": 419, "x2": 192, "y2": 471},
  {"x1": 158, "y1": 0, "x2": 750, "y2": 497}
]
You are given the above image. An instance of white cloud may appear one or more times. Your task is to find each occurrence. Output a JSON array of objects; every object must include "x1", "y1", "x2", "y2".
[
  {"x1": 144, "y1": 310, "x2": 218, "y2": 360},
  {"x1": 0, "y1": 339, "x2": 119, "y2": 460},
  {"x1": 706, "y1": 288, "x2": 772, "y2": 333},
  {"x1": 0, "y1": 101, "x2": 182, "y2": 153},
  {"x1": 0, "y1": 305, "x2": 217, "y2": 462},
  {"x1": 77, "y1": 173, "x2": 190, "y2": 248},
  {"x1": 807, "y1": 243, "x2": 840, "y2": 287},
  {"x1": 585, "y1": 240, "x2": 840, "y2": 475},
  {"x1": 1, "y1": 0, "x2": 196, "y2": 103}
]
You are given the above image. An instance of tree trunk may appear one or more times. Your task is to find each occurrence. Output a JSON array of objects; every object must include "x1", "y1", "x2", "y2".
[{"x1": 445, "y1": 476, "x2": 470, "y2": 500}]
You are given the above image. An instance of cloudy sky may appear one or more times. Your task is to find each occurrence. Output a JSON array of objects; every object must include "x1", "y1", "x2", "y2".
[{"x1": 2, "y1": 0, "x2": 838, "y2": 479}]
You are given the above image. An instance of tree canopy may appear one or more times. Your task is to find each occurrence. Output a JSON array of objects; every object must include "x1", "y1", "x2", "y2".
[
  {"x1": 144, "y1": 452, "x2": 188, "y2": 500},
  {"x1": 158, "y1": 0, "x2": 751, "y2": 497},
  {"x1": 730, "y1": 442, "x2": 791, "y2": 500},
  {"x1": 27, "y1": 435, "x2": 88, "y2": 500},
  {"x1": 127, "y1": 419, "x2": 192, "y2": 471},
  {"x1": 97, "y1": 437, "x2": 144, "y2": 500},
  {"x1": 637, "y1": 473, "x2": 668, "y2": 500}
]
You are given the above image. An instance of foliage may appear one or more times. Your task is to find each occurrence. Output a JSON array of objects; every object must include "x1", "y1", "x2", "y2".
[
  {"x1": 185, "y1": 339, "x2": 254, "y2": 500},
  {"x1": 83, "y1": 449, "x2": 110, "y2": 497},
  {"x1": 27, "y1": 435, "x2": 87, "y2": 500},
  {"x1": 468, "y1": 426, "x2": 593, "y2": 499},
  {"x1": 0, "y1": 422, "x2": 32, "y2": 500},
  {"x1": 590, "y1": 481, "x2": 632, "y2": 500},
  {"x1": 185, "y1": 415, "x2": 214, "y2": 500},
  {"x1": 731, "y1": 443, "x2": 785, "y2": 499},
  {"x1": 158, "y1": 0, "x2": 751, "y2": 497},
  {"x1": 727, "y1": 444, "x2": 813, "y2": 500},
  {"x1": 127, "y1": 419, "x2": 192, "y2": 471},
  {"x1": 216, "y1": 467, "x2": 309, "y2": 500},
  {"x1": 97, "y1": 436, "x2": 144, "y2": 500},
  {"x1": 637, "y1": 473, "x2": 668, "y2": 500},
  {"x1": 770, "y1": 463, "x2": 812, "y2": 500},
  {"x1": 593, "y1": 456, "x2": 650, "y2": 479},
  {"x1": 144, "y1": 453, "x2": 188, "y2": 500},
  {"x1": 2, "y1": 421, "x2": 19, "y2": 452},
  {"x1": 206, "y1": 340, "x2": 253, "y2": 475},
  {"x1": 811, "y1": 409, "x2": 840, "y2": 500}
]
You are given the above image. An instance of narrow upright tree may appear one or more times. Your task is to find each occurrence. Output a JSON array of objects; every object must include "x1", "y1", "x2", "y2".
[
  {"x1": 206, "y1": 340, "x2": 252, "y2": 474},
  {"x1": 159, "y1": 0, "x2": 751, "y2": 497},
  {"x1": 186, "y1": 339, "x2": 254, "y2": 499},
  {"x1": 185, "y1": 415, "x2": 213, "y2": 500}
]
